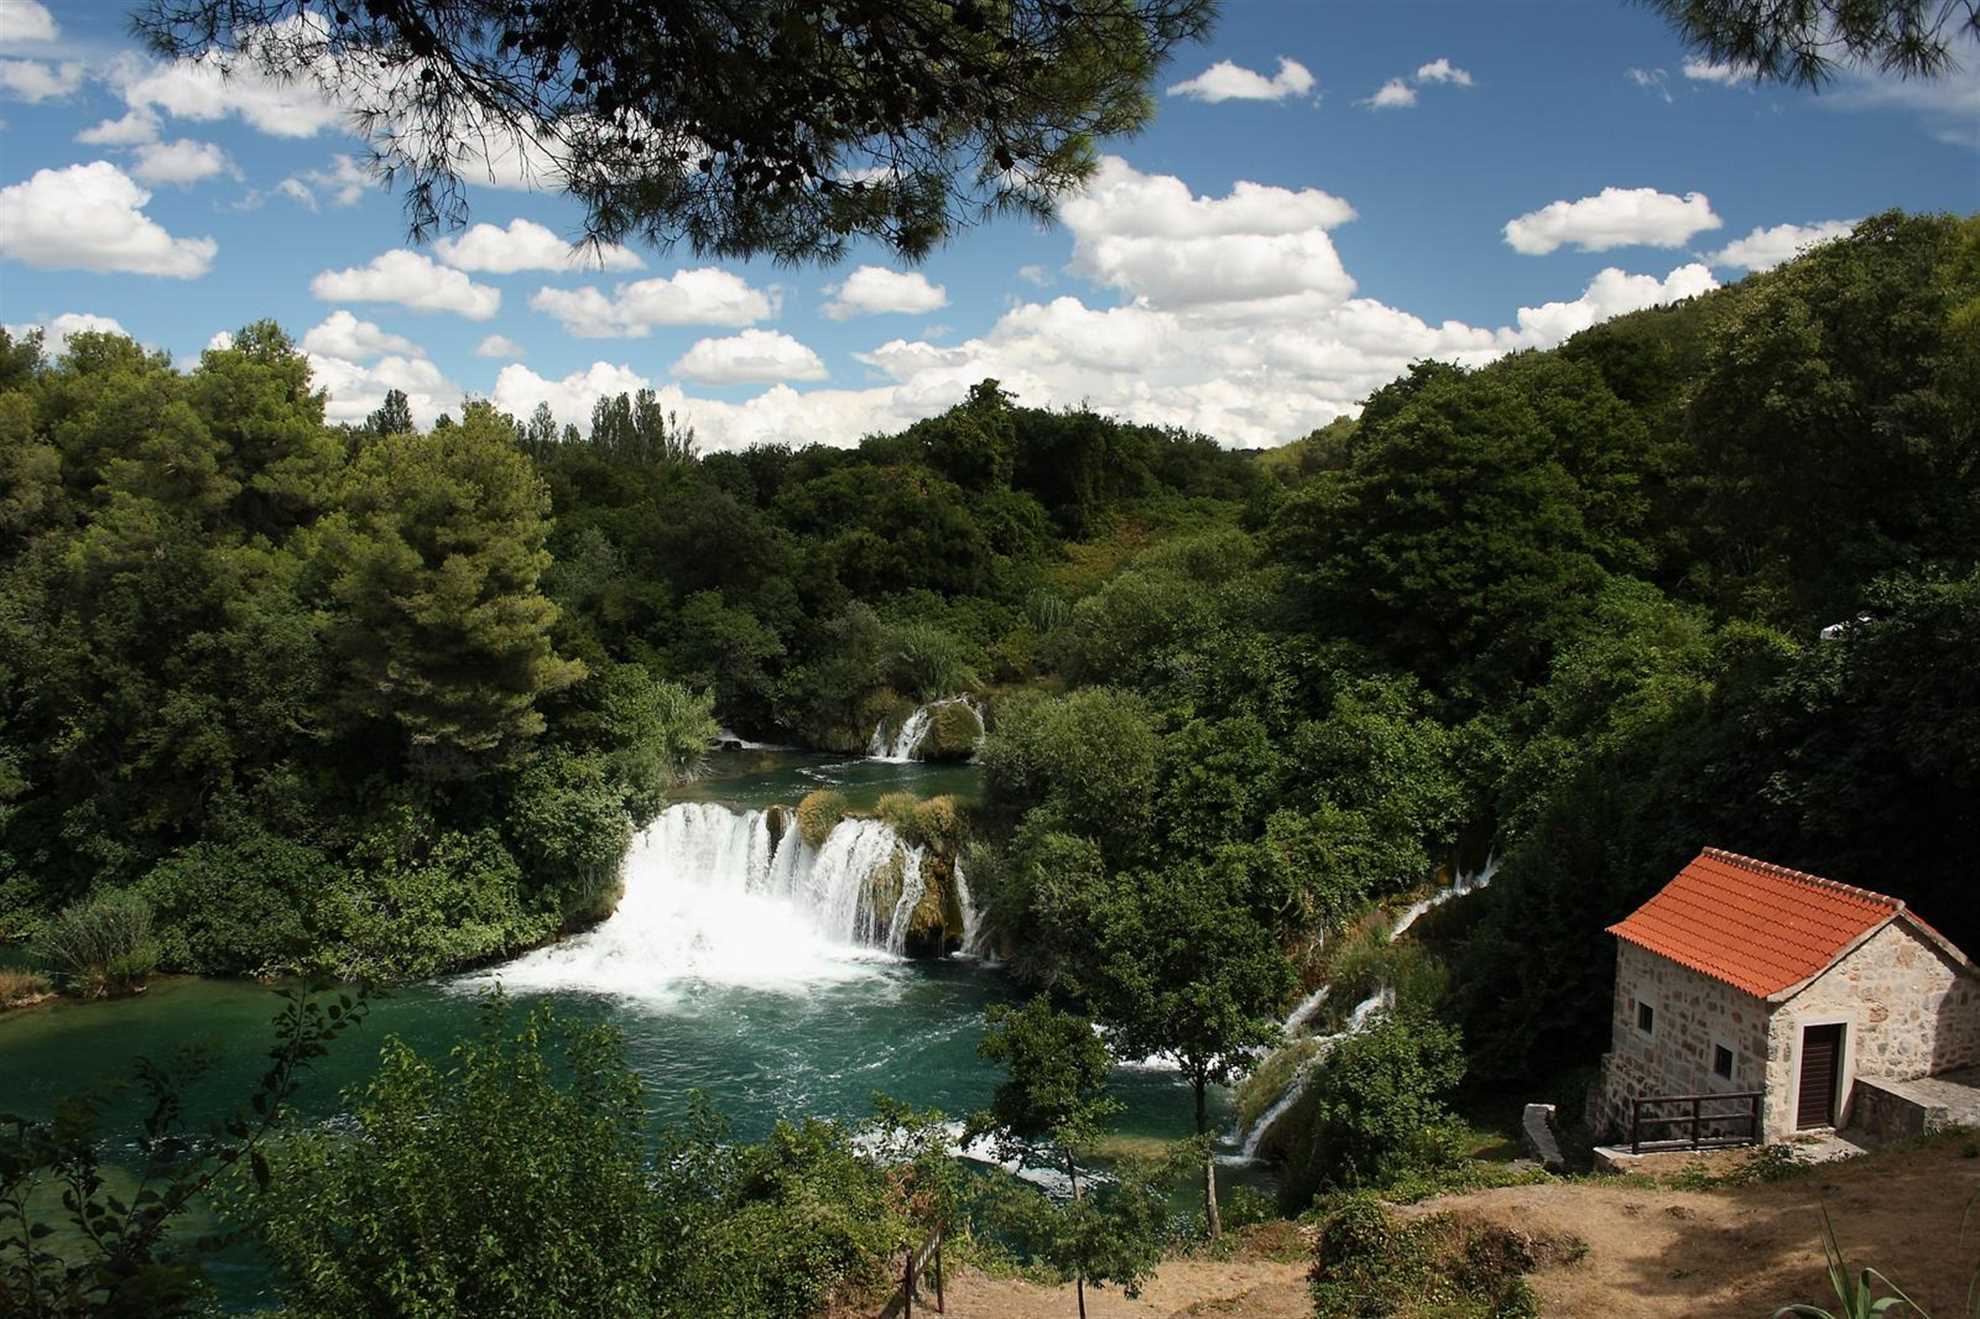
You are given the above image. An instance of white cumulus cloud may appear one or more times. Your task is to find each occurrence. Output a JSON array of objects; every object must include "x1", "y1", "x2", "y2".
[
  {"x1": 1504, "y1": 186, "x2": 1722, "y2": 254},
  {"x1": 0, "y1": 161, "x2": 216, "y2": 278},
  {"x1": 1363, "y1": 77, "x2": 1417, "y2": 109},
  {"x1": 307, "y1": 351, "x2": 457, "y2": 429},
  {"x1": 130, "y1": 138, "x2": 238, "y2": 186},
  {"x1": 301, "y1": 310, "x2": 423, "y2": 361},
  {"x1": 673, "y1": 329, "x2": 828, "y2": 384},
  {"x1": 0, "y1": 59, "x2": 82, "y2": 103},
  {"x1": 77, "y1": 108, "x2": 162, "y2": 146},
  {"x1": 279, "y1": 154, "x2": 373, "y2": 209},
  {"x1": 1167, "y1": 57, "x2": 1316, "y2": 103},
  {"x1": 529, "y1": 269, "x2": 776, "y2": 336},
  {"x1": 206, "y1": 330, "x2": 234, "y2": 351},
  {"x1": 821, "y1": 266, "x2": 949, "y2": 319},
  {"x1": 310, "y1": 250, "x2": 501, "y2": 319},
  {"x1": 0, "y1": 1, "x2": 58, "y2": 42},
  {"x1": 1707, "y1": 219, "x2": 1857, "y2": 271},
  {"x1": 475, "y1": 334, "x2": 526, "y2": 360},
  {"x1": 1061, "y1": 156, "x2": 1356, "y2": 311},
  {"x1": 3, "y1": 313, "x2": 130, "y2": 356},
  {"x1": 1415, "y1": 58, "x2": 1473, "y2": 86},
  {"x1": 434, "y1": 218, "x2": 644, "y2": 273},
  {"x1": 1506, "y1": 263, "x2": 1719, "y2": 345},
  {"x1": 110, "y1": 46, "x2": 345, "y2": 139}
]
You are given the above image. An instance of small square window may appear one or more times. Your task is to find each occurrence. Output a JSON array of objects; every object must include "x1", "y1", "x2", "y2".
[
  {"x1": 1713, "y1": 1044, "x2": 1734, "y2": 1080},
  {"x1": 1637, "y1": 1001, "x2": 1655, "y2": 1035}
]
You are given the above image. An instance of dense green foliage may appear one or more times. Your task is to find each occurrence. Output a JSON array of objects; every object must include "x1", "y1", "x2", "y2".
[
  {"x1": 239, "y1": 995, "x2": 954, "y2": 1318},
  {"x1": 1, "y1": 323, "x2": 1256, "y2": 978},
  {"x1": 139, "y1": 1, "x2": 1214, "y2": 264},
  {"x1": 1308, "y1": 1192, "x2": 1559, "y2": 1319},
  {"x1": 5, "y1": 210, "x2": 1976, "y2": 1269},
  {"x1": 966, "y1": 211, "x2": 1980, "y2": 1170},
  {"x1": 967, "y1": 998, "x2": 1165, "y2": 1315},
  {"x1": 1, "y1": 989, "x2": 369, "y2": 1318}
]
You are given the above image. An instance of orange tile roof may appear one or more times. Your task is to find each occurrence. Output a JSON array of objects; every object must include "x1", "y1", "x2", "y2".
[{"x1": 1606, "y1": 848, "x2": 1902, "y2": 999}]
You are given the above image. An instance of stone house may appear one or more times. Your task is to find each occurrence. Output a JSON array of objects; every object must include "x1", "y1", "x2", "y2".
[{"x1": 1588, "y1": 847, "x2": 1980, "y2": 1144}]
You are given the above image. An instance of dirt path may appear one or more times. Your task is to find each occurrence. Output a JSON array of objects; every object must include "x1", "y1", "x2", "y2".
[
  {"x1": 933, "y1": 1258, "x2": 1310, "y2": 1319},
  {"x1": 916, "y1": 1139, "x2": 1977, "y2": 1318},
  {"x1": 1402, "y1": 1140, "x2": 1979, "y2": 1317}
]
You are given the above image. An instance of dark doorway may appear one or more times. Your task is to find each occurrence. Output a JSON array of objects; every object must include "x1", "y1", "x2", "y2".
[{"x1": 1797, "y1": 1023, "x2": 1845, "y2": 1128}]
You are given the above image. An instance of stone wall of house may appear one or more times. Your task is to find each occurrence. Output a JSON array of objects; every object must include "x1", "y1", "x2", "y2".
[
  {"x1": 1762, "y1": 920, "x2": 1980, "y2": 1136},
  {"x1": 1589, "y1": 940, "x2": 1770, "y2": 1142}
]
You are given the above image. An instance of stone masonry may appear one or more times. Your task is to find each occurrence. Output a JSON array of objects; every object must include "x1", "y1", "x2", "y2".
[
  {"x1": 1593, "y1": 918, "x2": 1980, "y2": 1143},
  {"x1": 1761, "y1": 920, "x2": 1980, "y2": 1137},
  {"x1": 1590, "y1": 939, "x2": 1770, "y2": 1142}
]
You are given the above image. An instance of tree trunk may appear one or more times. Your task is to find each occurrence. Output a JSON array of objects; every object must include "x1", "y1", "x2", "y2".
[
  {"x1": 1194, "y1": 1077, "x2": 1220, "y2": 1239},
  {"x1": 1070, "y1": 1148, "x2": 1087, "y2": 1319}
]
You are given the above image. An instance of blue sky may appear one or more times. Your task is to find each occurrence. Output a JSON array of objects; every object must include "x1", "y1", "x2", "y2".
[{"x1": 2, "y1": 0, "x2": 1975, "y2": 448}]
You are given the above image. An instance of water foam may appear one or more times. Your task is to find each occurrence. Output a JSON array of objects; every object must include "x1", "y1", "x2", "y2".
[{"x1": 476, "y1": 802, "x2": 964, "y2": 1001}]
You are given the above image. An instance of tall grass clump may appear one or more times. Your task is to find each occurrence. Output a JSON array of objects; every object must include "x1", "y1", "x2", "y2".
[{"x1": 33, "y1": 891, "x2": 159, "y2": 997}]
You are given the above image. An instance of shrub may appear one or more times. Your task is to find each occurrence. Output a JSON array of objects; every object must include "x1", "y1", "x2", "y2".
[
  {"x1": 913, "y1": 795, "x2": 965, "y2": 853},
  {"x1": 1280, "y1": 1009, "x2": 1466, "y2": 1210},
  {"x1": 33, "y1": 891, "x2": 158, "y2": 997},
  {"x1": 921, "y1": 699, "x2": 985, "y2": 760},
  {"x1": 1309, "y1": 1195, "x2": 1557, "y2": 1319},
  {"x1": 874, "y1": 791, "x2": 925, "y2": 844},
  {"x1": 139, "y1": 831, "x2": 330, "y2": 975},
  {"x1": 0, "y1": 968, "x2": 53, "y2": 1008},
  {"x1": 796, "y1": 789, "x2": 849, "y2": 849},
  {"x1": 887, "y1": 621, "x2": 981, "y2": 699}
]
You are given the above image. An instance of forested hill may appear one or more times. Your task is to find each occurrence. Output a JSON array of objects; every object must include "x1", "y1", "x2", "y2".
[
  {"x1": 0, "y1": 341, "x2": 1261, "y2": 981},
  {"x1": 964, "y1": 208, "x2": 1979, "y2": 1115},
  {"x1": 1, "y1": 209, "x2": 1974, "y2": 1074}
]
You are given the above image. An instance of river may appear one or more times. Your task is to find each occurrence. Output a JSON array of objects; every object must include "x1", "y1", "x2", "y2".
[{"x1": 0, "y1": 749, "x2": 1250, "y2": 1309}]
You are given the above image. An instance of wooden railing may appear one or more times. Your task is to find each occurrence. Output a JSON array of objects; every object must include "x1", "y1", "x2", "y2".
[
  {"x1": 877, "y1": 1223, "x2": 944, "y2": 1319},
  {"x1": 1630, "y1": 1091, "x2": 1764, "y2": 1155}
]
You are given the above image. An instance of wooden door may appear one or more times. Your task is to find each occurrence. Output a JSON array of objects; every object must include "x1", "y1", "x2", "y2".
[{"x1": 1797, "y1": 1023, "x2": 1844, "y2": 1128}]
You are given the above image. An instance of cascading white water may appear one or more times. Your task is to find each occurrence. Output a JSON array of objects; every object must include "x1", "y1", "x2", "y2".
[
  {"x1": 478, "y1": 802, "x2": 971, "y2": 1000},
  {"x1": 1389, "y1": 852, "x2": 1500, "y2": 941},
  {"x1": 867, "y1": 696, "x2": 984, "y2": 762},
  {"x1": 1236, "y1": 988, "x2": 1394, "y2": 1160},
  {"x1": 950, "y1": 854, "x2": 988, "y2": 958}
]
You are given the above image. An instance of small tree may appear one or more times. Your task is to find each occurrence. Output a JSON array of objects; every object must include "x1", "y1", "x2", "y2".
[
  {"x1": 0, "y1": 989, "x2": 367, "y2": 1316},
  {"x1": 967, "y1": 997, "x2": 1159, "y2": 1318},
  {"x1": 1088, "y1": 856, "x2": 1293, "y2": 1237}
]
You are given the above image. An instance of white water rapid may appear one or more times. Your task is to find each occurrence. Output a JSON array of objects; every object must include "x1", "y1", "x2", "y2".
[
  {"x1": 1235, "y1": 988, "x2": 1395, "y2": 1161},
  {"x1": 1389, "y1": 852, "x2": 1500, "y2": 941},
  {"x1": 867, "y1": 697, "x2": 984, "y2": 762},
  {"x1": 479, "y1": 802, "x2": 970, "y2": 1000}
]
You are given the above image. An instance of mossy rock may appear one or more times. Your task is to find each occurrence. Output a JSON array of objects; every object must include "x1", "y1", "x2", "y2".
[
  {"x1": 918, "y1": 700, "x2": 983, "y2": 761},
  {"x1": 873, "y1": 791, "x2": 924, "y2": 843},
  {"x1": 902, "y1": 853, "x2": 957, "y2": 959},
  {"x1": 764, "y1": 804, "x2": 789, "y2": 849},
  {"x1": 869, "y1": 852, "x2": 905, "y2": 924},
  {"x1": 795, "y1": 789, "x2": 848, "y2": 849}
]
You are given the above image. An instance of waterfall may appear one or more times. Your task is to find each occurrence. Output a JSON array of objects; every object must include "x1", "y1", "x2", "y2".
[
  {"x1": 1235, "y1": 988, "x2": 1394, "y2": 1160},
  {"x1": 951, "y1": 854, "x2": 989, "y2": 959},
  {"x1": 1389, "y1": 852, "x2": 1500, "y2": 941},
  {"x1": 477, "y1": 802, "x2": 973, "y2": 999},
  {"x1": 867, "y1": 696, "x2": 984, "y2": 762}
]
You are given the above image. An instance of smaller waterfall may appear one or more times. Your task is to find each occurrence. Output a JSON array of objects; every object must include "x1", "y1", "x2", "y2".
[
  {"x1": 1389, "y1": 852, "x2": 1500, "y2": 941},
  {"x1": 1283, "y1": 985, "x2": 1332, "y2": 1036},
  {"x1": 951, "y1": 854, "x2": 989, "y2": 959},
  {"x1": 867, "y1": 696, "x2": 983, "y2": 762},
  {"x1": 1235, "y1": 988, "x2": 1395, "y2": 1161}
]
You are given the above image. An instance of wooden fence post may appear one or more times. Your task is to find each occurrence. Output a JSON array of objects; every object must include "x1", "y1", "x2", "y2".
[
  {"x1": 904, "y1": 1245, "x2": 915, "y2": 1319},
  {"x1": 934, "y1": 1229, "x2": 944, "y2": 1313}
]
